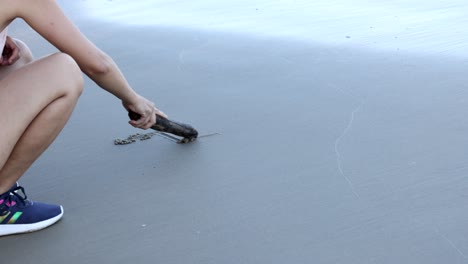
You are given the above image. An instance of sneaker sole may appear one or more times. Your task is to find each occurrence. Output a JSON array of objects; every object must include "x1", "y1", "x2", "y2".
[{"x1": 0, "y1": 206, "x2": 64, "y2": 237}]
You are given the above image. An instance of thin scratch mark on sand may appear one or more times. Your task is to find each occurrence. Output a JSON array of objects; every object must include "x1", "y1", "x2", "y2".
[
  {"x1": 279, "y1": 56, "x2": 294, "y2": 65},
  {"x1": 436, "y1": 228, "x2": 468, "y2": 259},
  {"x1": 334, "y1": 101, "x2": 364, "y2": 198},
  {"x1": 177, "y1": 49, "x2": 186, "y2": 71}
]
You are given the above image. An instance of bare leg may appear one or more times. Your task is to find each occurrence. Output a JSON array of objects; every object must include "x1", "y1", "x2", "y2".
[{"x1": 0, "y1": 52, "x2": 83, "y2": 194}]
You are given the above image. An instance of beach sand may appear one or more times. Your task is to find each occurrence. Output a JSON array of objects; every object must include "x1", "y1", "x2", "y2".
[{"x1": 1, "y1": 1, "x2": 468, "y2": 263}]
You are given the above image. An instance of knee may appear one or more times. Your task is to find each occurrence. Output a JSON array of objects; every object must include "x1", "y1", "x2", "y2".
[{"x1": 49, "y1": 53, "x2": 84, "y2": 97}]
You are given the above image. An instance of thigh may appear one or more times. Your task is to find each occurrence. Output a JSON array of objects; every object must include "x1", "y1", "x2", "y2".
[
  {"x1": 0, "y1": 52, "x2": 82, "y2": 167},
  {"x1": 0, "y1": 38, "x2": 33, "y2": 80}
]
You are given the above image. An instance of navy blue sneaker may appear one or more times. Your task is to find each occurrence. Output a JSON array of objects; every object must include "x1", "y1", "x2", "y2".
[{"x1": 0, "y1": 185, "x2": 63, "y2": 236}]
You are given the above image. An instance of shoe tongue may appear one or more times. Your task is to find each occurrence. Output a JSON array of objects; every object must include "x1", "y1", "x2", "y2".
[
  {"x1": 1, "y1": 184, "x2": 26, "y2": 205},
  {"x1": 0, "y1": 183, "x2": 22, "y2": 206},
  {"x1": 9, "y1": 182, "x2": 19, "y2": 192}
]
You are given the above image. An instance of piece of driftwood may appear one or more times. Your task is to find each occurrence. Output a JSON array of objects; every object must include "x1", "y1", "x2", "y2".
[{"x1": 128, "y1": 111, "x2": 198, "y2": 144}]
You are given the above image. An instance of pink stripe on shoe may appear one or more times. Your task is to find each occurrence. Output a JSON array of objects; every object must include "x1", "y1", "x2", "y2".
[{"x1": 0, "y1": 199, "x2": 16, "y2": 207}]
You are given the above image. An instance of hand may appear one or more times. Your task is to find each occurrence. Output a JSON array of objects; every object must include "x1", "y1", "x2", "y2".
[
  {"x1": 122, "y1": 94, "x2": 167, "y2": 129},
  {"x1": 0, "y1": 36, "x2": 20, "y2": 66}
]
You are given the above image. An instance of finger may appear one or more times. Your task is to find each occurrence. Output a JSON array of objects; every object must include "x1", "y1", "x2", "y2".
[
  {"x1": 8, "y1": 48, "x2": 19, "y2": 64},
  {"x1": 128, "y1": 120, "x2": 138, "y2": 127},
  {"x1": 141, "y1": 107, "x2": 156, "y2": 129},
  {"x1": 133, "y1": 116, "x2": 147, "y2": 128},
  {"x1": 143, "y1": 110, "x2": 154, "y2": 129},
  {"x1": 0, "y1": 54, "x2": 6, "y2": 65},
  {"x1": 129, "y1": 116, "x2": 146, "y2": 128},
  {"x1": 143, "y1": 110, "x2": 156, "y2": 129},
  {"x1": 127, "y1": 112, "x2": 144, "y2": 127},
  {"x1": 154, "y1": 108, "x2": 168, "y2": 119},
  {"x1": 134, "y1": 112, "x2": 152, "y2": 129}
]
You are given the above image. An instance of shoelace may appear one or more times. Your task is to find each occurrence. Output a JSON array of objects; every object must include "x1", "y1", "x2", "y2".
[{"x1": 0, "y1": 186, "x2": 28, "y2": 216}]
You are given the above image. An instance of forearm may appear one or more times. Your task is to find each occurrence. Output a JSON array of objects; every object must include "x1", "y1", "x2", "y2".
[
  {"x1": 13, "y1": 0, "x2": 136, "y2": 102},
  {"x1": 5, "y1": 0, "x2": 162, "y2": 129},
  {"x1": 82, "y1": 52, "x2": 138, "y2": 103}
]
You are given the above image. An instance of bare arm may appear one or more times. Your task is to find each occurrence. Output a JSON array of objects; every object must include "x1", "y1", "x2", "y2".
[{"x1": 1, "y1": 0, "x2": 165, "y2": 128}]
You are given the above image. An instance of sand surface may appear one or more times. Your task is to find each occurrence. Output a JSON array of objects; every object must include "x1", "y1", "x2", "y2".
[{"x1": 1, "y1": 1, "x2": 468, "y2": 263}]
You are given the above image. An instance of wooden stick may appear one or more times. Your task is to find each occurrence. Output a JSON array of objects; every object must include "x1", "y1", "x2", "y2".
[{"x1": 128, "y1": 111, "x2": 198, "y2": 142}]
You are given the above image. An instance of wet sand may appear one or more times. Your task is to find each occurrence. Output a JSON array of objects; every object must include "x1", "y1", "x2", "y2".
[{"x1": 1, "y1": 1, "x2": 468, "y2": 263}]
